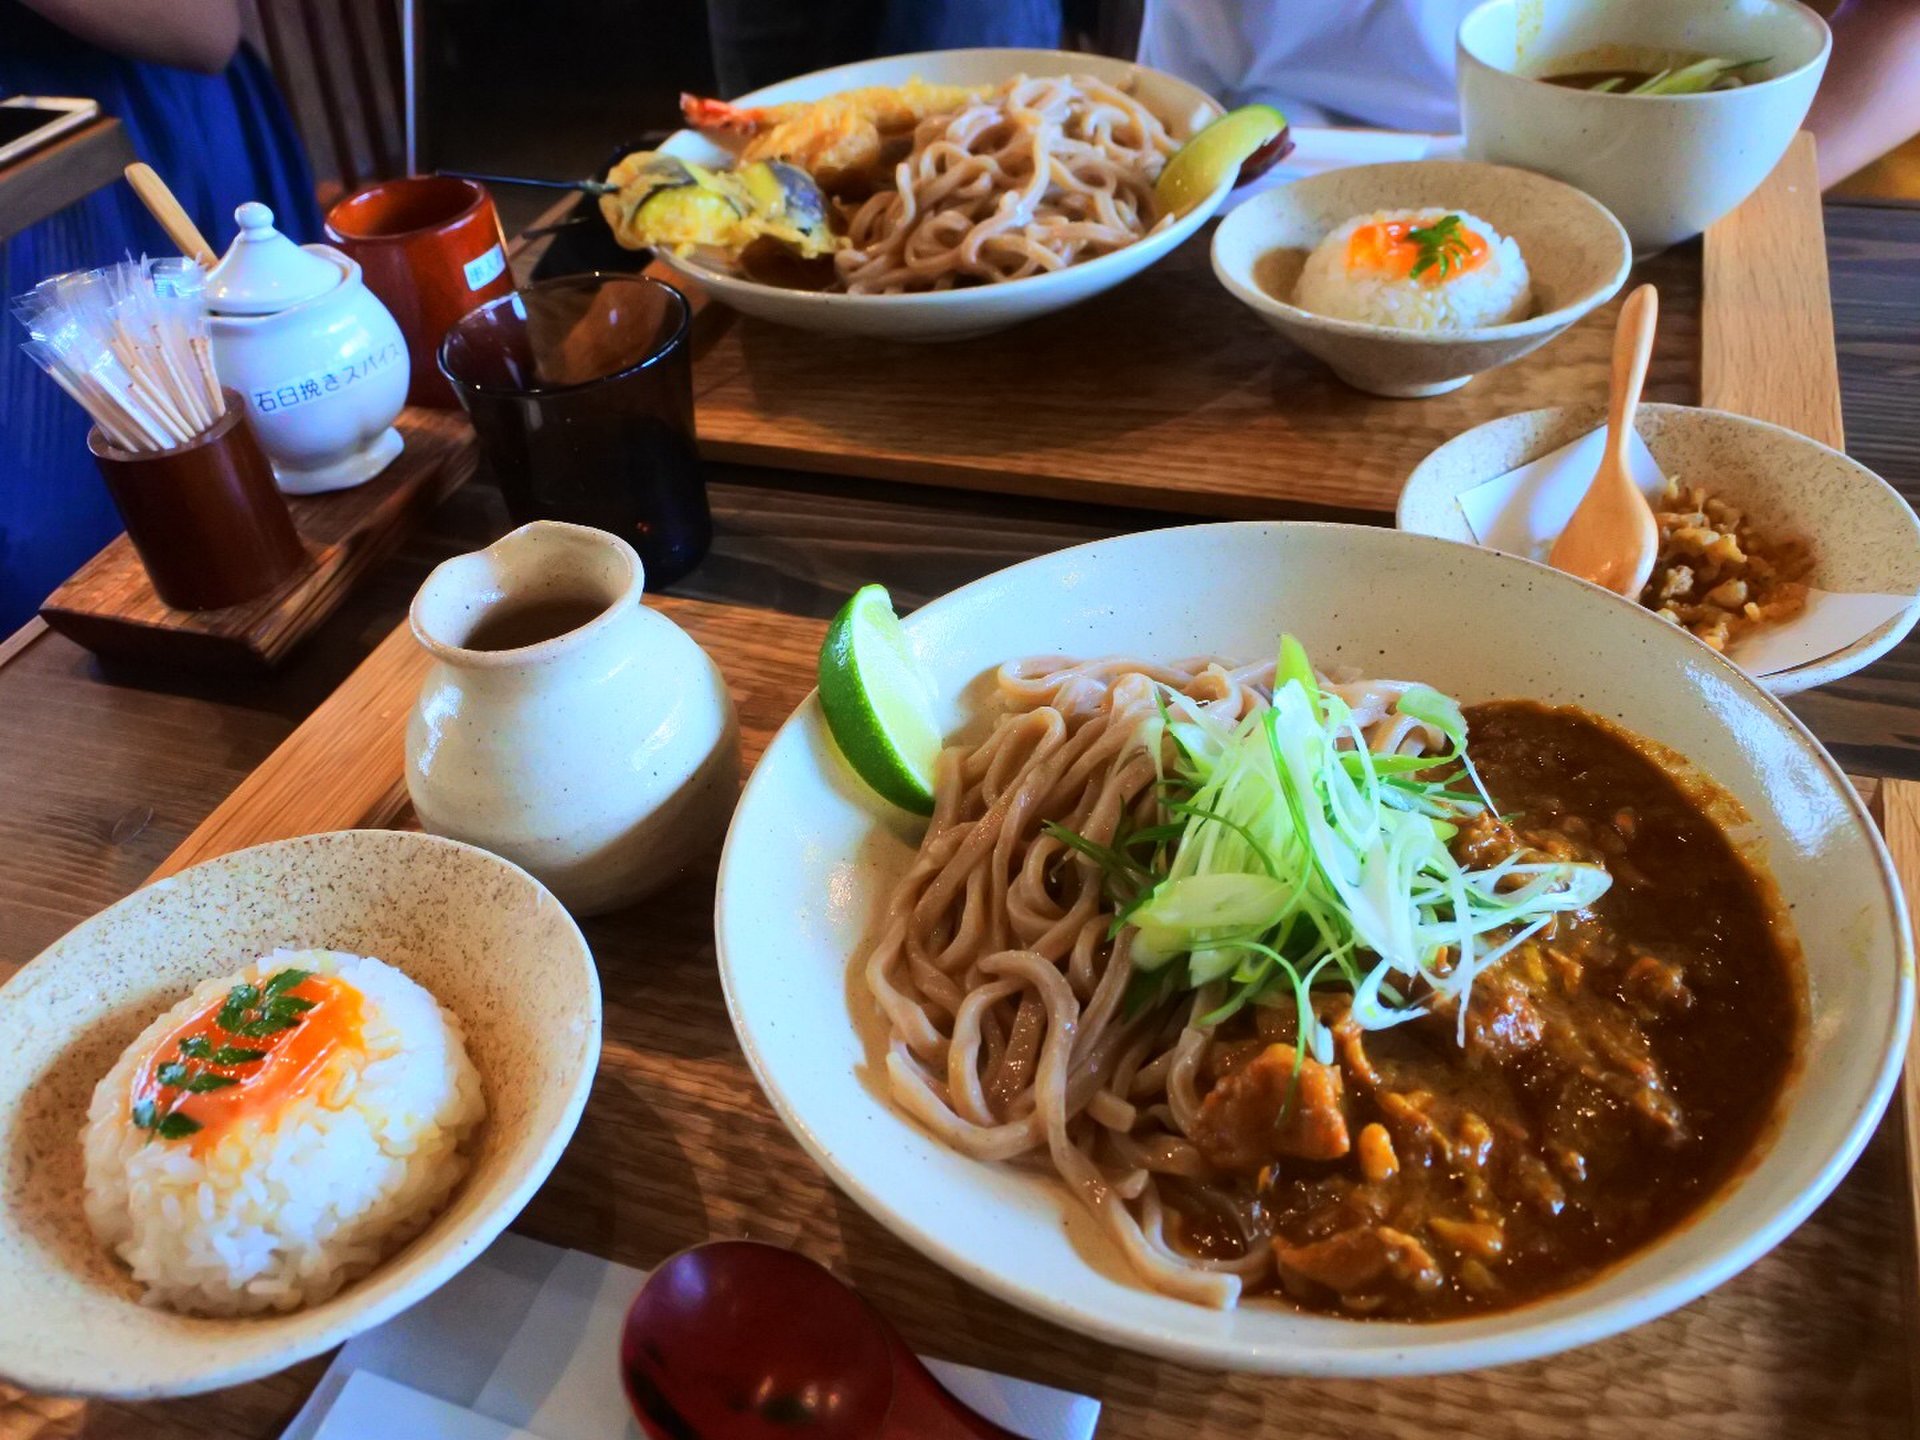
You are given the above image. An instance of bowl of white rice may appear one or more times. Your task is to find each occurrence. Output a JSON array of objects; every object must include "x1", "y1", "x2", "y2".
[
  {"x1": 0, "y1": 829, "x2": 600, "y2": 1399},
  {"x1": 1211, "y1": 161, "x2": 1630, "y2": 397}
]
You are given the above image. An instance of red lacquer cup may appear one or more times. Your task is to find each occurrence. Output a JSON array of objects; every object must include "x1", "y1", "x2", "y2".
[
  {"x1": 88, "y1": 393, "x2": 309, "y2": 611},
  {"x1": 324, "y1": 176, "x2": 515, "y2": 409}
]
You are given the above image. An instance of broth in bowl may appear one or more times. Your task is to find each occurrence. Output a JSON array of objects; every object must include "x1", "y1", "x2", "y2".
[{"x1": 1538, "y1": 49, "x2": 1771, "y2": 94}]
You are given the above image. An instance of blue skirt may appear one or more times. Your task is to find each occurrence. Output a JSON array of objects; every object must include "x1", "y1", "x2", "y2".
[{"x1": 0, "y1": 3, "x2": 321, "y2": 632}]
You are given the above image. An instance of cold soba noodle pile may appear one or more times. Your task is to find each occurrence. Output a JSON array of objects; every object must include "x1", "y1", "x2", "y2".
[
  {"x1": 834, "y1": 75, "x2": 1175, "y2": 293},
  {"x1": 861, "y1": 646, "x2": 1802, "y2": 1318}
]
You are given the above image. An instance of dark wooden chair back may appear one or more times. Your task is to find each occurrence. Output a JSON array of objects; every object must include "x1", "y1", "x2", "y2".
[{"x1": 240, "y1": 0, "x2": 407, "y2": 208}]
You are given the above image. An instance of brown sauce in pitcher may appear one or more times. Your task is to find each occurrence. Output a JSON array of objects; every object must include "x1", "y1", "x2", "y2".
[{"x1": 461, "y1": 597, "x2": 605, "y2": 651}]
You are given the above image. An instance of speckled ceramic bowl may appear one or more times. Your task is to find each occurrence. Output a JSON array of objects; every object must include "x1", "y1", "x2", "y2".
[
  {"x1": 0, "y1": 830, "x2": 601, "y2": 1399},
  {"x1": 718, "y1": 522, "x2": 1910, "y2": 1374},
  {"x1": 1398, "y1": 403, "x2": 1920, "y2": 695},
  {"x1": 1211, "y1": 161, "x2": 1630, "y2": 397},
  {"x1": 1458, "y1": 0, "x2": 1830, "y2": 256}
]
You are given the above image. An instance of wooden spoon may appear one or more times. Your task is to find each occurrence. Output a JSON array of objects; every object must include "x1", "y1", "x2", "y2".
[
  {"x1": 1548, "y1": 283, "x2": 1661, "y2": 598},
  {"x1": 123, "y1": 162, "x2": 216, "y2": 267}
]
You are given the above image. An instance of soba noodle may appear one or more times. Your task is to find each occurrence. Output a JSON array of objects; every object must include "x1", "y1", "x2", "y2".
[
  {"x1": 861, "y1": 655, "x2": 1445, "y2": 1307},
  {"x1": 835, "y1": 75, "x2": 1176, "y2": 294}
]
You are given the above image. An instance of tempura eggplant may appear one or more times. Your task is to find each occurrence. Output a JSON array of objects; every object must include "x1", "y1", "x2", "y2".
[{"x1": 599, "y1": 152, "x2": 836, "y2": 261}]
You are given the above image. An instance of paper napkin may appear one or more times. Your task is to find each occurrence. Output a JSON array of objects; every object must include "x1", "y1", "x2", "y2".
[
  {"x1": 282, "y1": 1233, "x2": 563, "y2": 1440},
  {"x1": 1454, "y1": 426, "x2": 1913, "y2": 676},
  {"x1": 284, "y1": 1235, "x2": 1100, "y2": 1440},
  {"x1": 313, "y1": 1372, "x2": 544, "y2": 1440}
]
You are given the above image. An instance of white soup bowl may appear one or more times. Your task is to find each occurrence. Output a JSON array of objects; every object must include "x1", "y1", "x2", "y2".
[{"x1": 1457, "y1": 0, "x2": 1830, "y2": 255}]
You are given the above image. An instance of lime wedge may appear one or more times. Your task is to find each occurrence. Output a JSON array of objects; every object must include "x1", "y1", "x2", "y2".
[
  {"x1": 817, "y1": 584, "x2": 941, "y2": 815},
  {"x1": 1155, "y1": 104, "x2": 1288, "y2": 217}
]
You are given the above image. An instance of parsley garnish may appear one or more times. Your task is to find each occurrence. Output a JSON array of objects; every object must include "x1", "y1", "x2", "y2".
[
  {"x1": 131, "y1": 967, "x2": 315, "y2": 1142},
  {"x1": 217, "y1": 968, "x2": 315, "y2": 1038},
  {"x1": 1407, "y1": 214, "x2": 1473, "y2": 282}
]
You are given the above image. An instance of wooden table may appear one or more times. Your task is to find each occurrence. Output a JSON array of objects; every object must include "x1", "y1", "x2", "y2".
[
  {"x1": 2, "y1": 197, "x2": 1918, "y2": 1438},
  {"x1": 0, "y1": 116, "x2": 135, "y2": 243}
]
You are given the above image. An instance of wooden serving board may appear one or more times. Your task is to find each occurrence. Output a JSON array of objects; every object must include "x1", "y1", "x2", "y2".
[
  {"x1": 683, "y1": 134, "x2": 1838, "y2": 514},
  {"x1": 38, "y1": 408, "x2": 476, "y2": 672},
  {"x1": 32, "y1": 590, "x2": 1908, "y2": 1440}
]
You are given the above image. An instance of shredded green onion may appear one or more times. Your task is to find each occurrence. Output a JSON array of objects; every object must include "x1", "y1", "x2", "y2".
[
  {"x1": 1614, "y1": 56, "x2": 1768, "y2": 95},
  {"x1": 1063, "y1": 637, "x2": 1611, "y2": 1062}
]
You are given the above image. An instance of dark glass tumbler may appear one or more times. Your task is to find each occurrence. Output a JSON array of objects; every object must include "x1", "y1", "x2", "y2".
[{"x1": 438, "y1": 274, "x2": 710, "y2": 586}]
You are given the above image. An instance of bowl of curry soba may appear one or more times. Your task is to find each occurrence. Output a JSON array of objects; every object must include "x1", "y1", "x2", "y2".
[{"x1": 715, "y1": 521, "x2": 1911, "y2": 1375}]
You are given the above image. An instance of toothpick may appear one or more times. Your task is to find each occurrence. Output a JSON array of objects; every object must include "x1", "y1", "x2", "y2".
[
  {"x1": 110, "y1": 333, "x2": 194, "y2": 440},
  {"x1": 15, "y1": 257, "x2": 228, "y2": 450},
  {"x1": 125, "y1": 368, "x2": 194, "y2": 443},
  {"x1": 67, "y1": 361, "x2": 166, "y2": 450},
  {"x1": 191, "y1": 336, "x2": 225, "y2": 416},
  {"x1": 37, "y1": 355, "x2": 145, "y2": 451},
  {"x1": 150, "y1": 320, "x2": 209, "y2": 430}
]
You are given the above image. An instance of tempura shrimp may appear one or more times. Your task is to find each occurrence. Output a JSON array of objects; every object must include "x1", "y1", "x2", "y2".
[{"x1": 679, "y1": 80, "x2": 987, "y2": 188}]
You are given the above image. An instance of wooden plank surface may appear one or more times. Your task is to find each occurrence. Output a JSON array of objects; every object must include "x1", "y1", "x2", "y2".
[
  {"x1": 1702, "y1": 134, "x2": 1844, "y2": 449},
  {"x1": 0, "y1": 117, "x2": 135, "y2": 244},
  {"x1": 39, "y1": 409, "x2": 477, "y2": 672},
  {"x1": 144, "y1": 620, "x2": 425, "y2": 880},
  {"x1": 684, "y1": 223, "x2": 1702, "y2": 521},
  {"x1": 1877, "y1": 777, "x2": 1920, "y2": 1404},
  {"x1": 679, "y1": 137, "x2": 1820, "y2": 520},
  {"x1": 6, "y1": 597, "x2": 1913, "y2": 1439}
]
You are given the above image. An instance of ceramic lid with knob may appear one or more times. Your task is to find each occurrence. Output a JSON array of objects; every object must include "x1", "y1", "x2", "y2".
[{"x1": 205, "y1": 202, "x2": 343, "y2": 316}]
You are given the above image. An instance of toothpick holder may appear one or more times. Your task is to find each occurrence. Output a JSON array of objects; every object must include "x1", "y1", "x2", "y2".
[{"x1": 87, "y1": 391, "x2": 310, "y2": 612}]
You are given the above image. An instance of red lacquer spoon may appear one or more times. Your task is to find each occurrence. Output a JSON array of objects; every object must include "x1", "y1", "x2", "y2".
[{"x1": 620, "y1": 1240, "x2": 1022, "y2": 1440}]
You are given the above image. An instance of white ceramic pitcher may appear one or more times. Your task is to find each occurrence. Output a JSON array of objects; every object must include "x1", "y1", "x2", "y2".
[{"x1": 405, "y1": 521, "x2": 739, "y2": 915}]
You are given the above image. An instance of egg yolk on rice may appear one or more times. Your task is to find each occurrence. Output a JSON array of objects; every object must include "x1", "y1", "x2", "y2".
[
  {"x1": 1345, "y1": 218, "x2": 1490, "y2": 285},
  {"x1": 130, "y1": 973, "x2": 365, "y2": 1152}
]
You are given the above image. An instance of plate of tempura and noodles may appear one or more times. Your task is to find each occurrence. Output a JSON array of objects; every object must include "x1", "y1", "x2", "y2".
[{"x1": 596, "y1": 47, "x2": 1230, "y2": 341}]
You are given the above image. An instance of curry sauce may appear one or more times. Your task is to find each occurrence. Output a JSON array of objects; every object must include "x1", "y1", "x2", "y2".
[{"x1": 1174, "y1": 702, "x2": 1804, "y2": 1319}]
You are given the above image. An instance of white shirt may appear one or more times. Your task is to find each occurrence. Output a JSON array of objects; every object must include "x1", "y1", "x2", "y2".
[{"x1": 1138, "y1": 0, "x2": 1477, "y2": 132}]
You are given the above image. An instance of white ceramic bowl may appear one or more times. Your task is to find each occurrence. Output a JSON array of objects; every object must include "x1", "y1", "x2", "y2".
[
  {"x1": 0, "y1": 830, "x2": 601, "y2": 1399},
  {"x1": 653, "y1": 48, "x2": 1227, "y2": 343},
  {"x1": 715, "y1": 521, "x2": 1910, "y2": 1376},
  {"x1": 1458, "y1": 0, "x2": 1830, "y2": 255},
  {"x1": 1211, "y1": 161, "x2": 1629, "y2": 397},
  {"x1": 1398, "y1": 403, "x2": 1920, "y2": 696}
]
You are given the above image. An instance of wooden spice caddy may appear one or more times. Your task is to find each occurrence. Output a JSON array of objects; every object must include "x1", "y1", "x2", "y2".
[{"x1": 39, "y1": 408, "x2": 474, "y2": 671}]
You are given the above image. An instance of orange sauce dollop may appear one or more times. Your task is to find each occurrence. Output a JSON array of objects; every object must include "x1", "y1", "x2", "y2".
[
  {"x1": 131, "y1": 973, "x2": 364, "y2": 1151},
  {"x1": 1345, "y1": 217, "x2": 1490, "y2": 286}
]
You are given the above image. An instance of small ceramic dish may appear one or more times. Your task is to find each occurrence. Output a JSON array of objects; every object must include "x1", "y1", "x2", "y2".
[
  {"x1": 1398, "y1": 403, "x2": 1920, "y2": 695},
  {"x1": 0, "y1": 830, "x2": 601, "y2": 1399},
  {"x1": 1210, "y1": 160, "x2": 1630, "y2": 398}
]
